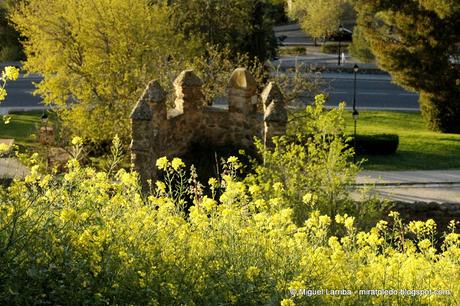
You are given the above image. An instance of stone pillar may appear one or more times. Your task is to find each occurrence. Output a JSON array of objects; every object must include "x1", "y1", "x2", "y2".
[
  {"x1": 262, "y1": 82, "x2": 288, "y2": 149},
  {"x1": 228, "y1": 68, "x2": 257, "y2": 114},
  {"x1": 39, "y1": 126, "x2": 55, "y2": 145},
  {"x1": 173, "y1": 70, "x2": 204, "y2": 114},
  {"x1": 130, "y1": 80, "x2": 167, "y2": 190}
]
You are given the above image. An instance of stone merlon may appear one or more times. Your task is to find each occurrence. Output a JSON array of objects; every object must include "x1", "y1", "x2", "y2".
[
  {"x1": 173, "y1": 69, "x2": 203, "y2": 87},
  {"x1": 130, "y1": 68, "x2": 288, "y2": 188},
  {"x1": 130, "y1": 98, "x2": 152, "y2": 121}
]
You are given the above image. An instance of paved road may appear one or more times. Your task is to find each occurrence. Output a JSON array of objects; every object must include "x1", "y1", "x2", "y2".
[
  {"x1": 322, "y1": 73, "x2": 419, "y2": 110},
  {"x1": 1, "y1": 74, "x2": 44, "y2": 113},
  {"x1": 0, "y1": 72, "x2": 419, "y2": 112},
  {"x1": 274, "y1": 23, "x2": 313, "y2": 46}
]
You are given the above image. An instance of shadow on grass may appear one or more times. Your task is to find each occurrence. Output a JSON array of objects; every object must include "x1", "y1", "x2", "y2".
[{"x1": 360, "y1": 150, "x2": 460, "y2": 171}]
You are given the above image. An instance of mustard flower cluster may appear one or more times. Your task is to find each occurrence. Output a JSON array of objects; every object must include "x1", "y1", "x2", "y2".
[
  {"x1": 0, "y1": 158, "x2": 459, "y2": 305},
  {"x1": 0, "y1": 66, "x2": 20, "y2": 103}
]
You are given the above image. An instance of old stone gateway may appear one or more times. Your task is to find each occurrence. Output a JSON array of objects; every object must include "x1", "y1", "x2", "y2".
[{"x1": 130, "y1": 68, "x2": 288, "y2": 186}]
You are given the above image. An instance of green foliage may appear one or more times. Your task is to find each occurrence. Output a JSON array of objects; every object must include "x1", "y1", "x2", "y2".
[
  {"x1": 277, "y1": 47, "x2": 307, "y2": 56},
  {"x1": 344, "y1": 111, "x2": 460, "y2": 171},
  {"x1": 269, "y1": 62, "x2": 324, "y2": 105},
  {"x1": 287, "y1": 0, "x2": 355, "y2": 40},
  {"x1": 190, "y1": 44, "x2": 267, "y2": 105},
  {"x1": 354, "y1": 0, "x2": 460, "y2": 132},
  {"x1": 11, "y1": 0, "x2": 281, "y2": 145},
  {"x1": 12, "y1": 0, "x2": 200, "y2": 143},
  {"x1": 0, "y1": 156, "x2": 459, "y2": 304},
  {"x1": 246, "y1": 94, "x2": 361, "y2": 225},
  {"x1": 169, "y1": 0, "x2": 278, "y2": 61},
  {"x1": 348, "y1": 25, "x2": 374, "y2": 63},
  {"x1": 320, "y1": 42, "x2": 347, "y2": 54}
]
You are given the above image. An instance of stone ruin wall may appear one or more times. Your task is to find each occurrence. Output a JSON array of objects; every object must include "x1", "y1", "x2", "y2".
[{"x1": 130, "y1": 68, "x2": 288, "y2": 187}]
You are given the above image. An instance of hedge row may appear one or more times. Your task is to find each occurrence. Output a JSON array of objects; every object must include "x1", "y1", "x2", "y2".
[{"x1": 350, "y1": 134, "x2": 399, "y2": 155}]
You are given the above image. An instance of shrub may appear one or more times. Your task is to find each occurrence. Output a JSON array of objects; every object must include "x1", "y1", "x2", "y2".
[
  {"x1": 278, "y1": 47, "x2": 307, "y2": 56},
  {"x1": 352, "y1": 134, "x2": 399, "y2": 155},
  {"x1": 320, "y1": 42, "x2": 348, "y2": 54},
  {"x1": 0, "y1": 158, "x2": 459, "y2": 305},
  {"x1": 247, "y1": 94, "x2": 362, "y2": 225}
]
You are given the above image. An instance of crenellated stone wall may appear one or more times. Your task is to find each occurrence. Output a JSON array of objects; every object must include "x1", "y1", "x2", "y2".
[{"x1": 130, "y1": 68, "x2": 288, "y2": 187}]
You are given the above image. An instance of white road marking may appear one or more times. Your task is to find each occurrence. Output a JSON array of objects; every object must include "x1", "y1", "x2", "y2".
[{"x1": 359, "y1": 92, "x2": 389, "y2": 95}]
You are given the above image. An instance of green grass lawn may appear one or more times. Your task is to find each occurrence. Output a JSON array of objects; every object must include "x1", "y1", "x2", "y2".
[
  {"x1": 345, "y1": 111, "x2": 460, "y2": 170},
  {"x1": 0, "y1": 111, "x2": 52, "y2": 150},
  {"x1": 1, "y1": 110, "x2": 460, "y2": 171}
]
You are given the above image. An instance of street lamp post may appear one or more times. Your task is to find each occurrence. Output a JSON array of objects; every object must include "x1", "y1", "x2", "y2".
[
  {"x1": 337, "y1": 24, "x2": 343, "y2": 66},
  {"x1": 352, "y1": 64, "x2": 359, "y2": 163}
]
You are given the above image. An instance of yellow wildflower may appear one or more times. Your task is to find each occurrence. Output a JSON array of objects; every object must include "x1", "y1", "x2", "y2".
[
  {"x1": 171, "y1": 157, "x2": 185, "y2": 171},
  {"x1": 71, "y1": 136, "x2": 83, "y2": 146},
  {"x1": 418, "y1": 239, "x2": 431, "y2": 250},
  {"x1": 3, "y1": 66, "x2": 20, "y2": 81},
  {"x1": 202, "y1": 197, "x2": 216, "y2": 212},
  {"x1": 281, "y1": 298, "x2": 296, "y2": 306},
  {"x1": 245, "y1": 266, "x2": 260, "y2": 281},
  {"x1": 156, "y1": 156, "x2": 168, "y2": 170},
  {"x1": 0, "y1": 143, "x2": 9, "y2": 154},
  {"x1": 227, "y1": 156, "x2": 238, "y2": 164},
  {"x1": 208, "y1": 177, "x2": 218, "y2": 187},
  {"x1": 0, "y1": 87, "x2": 6, "y2": 101},
  {"x1": 3, "y1": 115, "x2": 11, "y2": 124},
  {"x1": 155, "y1": 181, "x2": 166, "y2": 193},
  {"x1": 344, "y1": 216, "x2": 355, "y2": 231}
]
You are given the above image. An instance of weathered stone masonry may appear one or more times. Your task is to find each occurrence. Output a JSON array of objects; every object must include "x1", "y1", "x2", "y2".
[{"x1": 130, "y1": 68, "x2": 288, "y2": 186}]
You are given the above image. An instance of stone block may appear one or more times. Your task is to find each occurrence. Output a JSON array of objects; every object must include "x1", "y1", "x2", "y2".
[{"x1": 130, "y1": 68, "x2": 288, "y2": 189}]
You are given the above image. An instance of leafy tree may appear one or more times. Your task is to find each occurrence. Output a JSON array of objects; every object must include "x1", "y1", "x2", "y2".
[
  {"x1": 348, "y1": 25, "x2": 374, "y2": 63},
  {"x1": 354, "y1": 0, "x2": 460, "y2": 132},
  {"x1": 12, "y1": 0, "x2": 283, "y2": 144},
  {"x1": 0, "y1": 0, "x2": 23, "y2": 61},
  {"x1": 169, "y1": 0, "x2": 278, "y2": 61},
  {"x1": 287, "y1": 0, "x2": 354, "y2": 40},
  {"x1": 12, "y1": 0, "x2": 200, "y2": 142}
]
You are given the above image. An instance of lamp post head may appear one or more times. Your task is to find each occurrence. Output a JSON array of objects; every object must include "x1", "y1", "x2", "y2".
[
  {"x1": 353, "y1": 64, "x2": 359, "y2": 73},
  {"x1": 352, "y1": 109, "x2": 359, "y2": 120}
]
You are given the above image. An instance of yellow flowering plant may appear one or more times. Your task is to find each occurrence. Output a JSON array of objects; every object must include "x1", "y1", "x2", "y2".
[
  {"x1": 0, "y1": 155, "x2": 459, "y2": 305},
  {"x1": 0, "y1": 66, "x2": 19, "y2": 102},
  {"x1": 0, "y1": 66, "x2": 20, "y2": 123}
]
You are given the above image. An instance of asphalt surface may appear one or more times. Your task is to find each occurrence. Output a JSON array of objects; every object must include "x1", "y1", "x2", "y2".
[
  {"x1": 274, "y1": 23, "x2": 313, "y2": 46},
  {"x1": 1, "y1": 74, "x2": 43, "y2": 113},
  {"x1": 0, "y1": 71, "x2": 420, "y2": 113},
  {"x1": 322, "y1": 73, "x2": 419, "y2": 110}
]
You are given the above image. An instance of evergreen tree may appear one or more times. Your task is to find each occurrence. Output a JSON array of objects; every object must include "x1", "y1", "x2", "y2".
[{"x1": 354, "y1": 0, "x2": 460, "y2": 132}]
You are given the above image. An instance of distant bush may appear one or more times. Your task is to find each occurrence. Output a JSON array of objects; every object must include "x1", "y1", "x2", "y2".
[
  {"x1": 320, "y1": 42, "x2": 348, "y2": 54},
  {"x1": 278, "y1": 47, "x2": 307, "y2": 56},
  {"x1": 352, "y1": 134, "x2": 399, "y2": 155}
]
